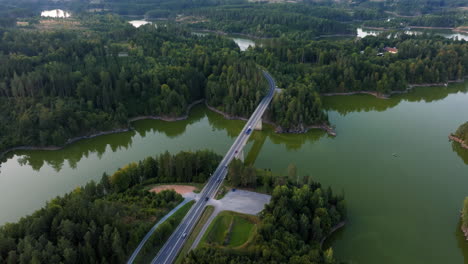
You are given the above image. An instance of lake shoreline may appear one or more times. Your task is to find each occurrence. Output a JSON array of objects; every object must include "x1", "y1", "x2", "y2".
[
  {"x1": 2, "y1": 80, "x2": 464, "y2": 159},
  {"x1": 205, "y1": 103, "x2": 336, "y2": 136},
  {"x1": 322, "y1": 79, "x2": 466, "y2": 99},
  {"x1": 321, "y1": 221, "x2": 346, "y2": 247},
  {"x1": 1, "y1": 98, "x2": 336, "y2": 159},
  {"x1": 128, "y1": 99, "x2": 204, "y2": 122},
  {"x1": 191, "y1": 29, "x2": 269, "y2": 40},
  {"x1": 361, "y1": 25, "x2": 468, "y2": 34},
  {"x1": 0, "y1": 99, "x2": 204, "y2": 160}
]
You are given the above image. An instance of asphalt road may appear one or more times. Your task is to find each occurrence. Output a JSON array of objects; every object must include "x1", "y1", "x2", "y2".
[
  {"x1": 150, "y1": 70, "x2": 276, "y2": 264},
  {"x1": 127, "y1": 198, "x2": 193, "y2": 264}
]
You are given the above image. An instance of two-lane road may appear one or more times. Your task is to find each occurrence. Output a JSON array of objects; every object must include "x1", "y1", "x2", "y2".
[{"x1": 150, "y1": 70, "x2": 276, "y2": 264}]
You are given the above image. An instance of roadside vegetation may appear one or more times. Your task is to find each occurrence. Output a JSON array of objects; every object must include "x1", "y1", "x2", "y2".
[{"x1": 135, "y1": 200, "x2": 195, "y2": 263}]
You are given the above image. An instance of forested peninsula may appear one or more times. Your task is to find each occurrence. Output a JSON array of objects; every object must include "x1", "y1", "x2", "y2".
[
  {"x1": 0, "y1": 150, "x2": 222, "y2": 263},
  {"x1": 0, "y1": 150, "x2": 346, "y2": 264}
]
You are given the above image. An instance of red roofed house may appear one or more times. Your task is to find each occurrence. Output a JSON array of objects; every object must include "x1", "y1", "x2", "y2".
[{"x1": 384, "y1": 47, "x2": 398, "y2": 54}]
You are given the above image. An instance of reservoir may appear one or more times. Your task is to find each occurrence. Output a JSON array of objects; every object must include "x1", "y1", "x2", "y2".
[{"x1": 1, "y1": 83, "x2": 468, "y2": 263}]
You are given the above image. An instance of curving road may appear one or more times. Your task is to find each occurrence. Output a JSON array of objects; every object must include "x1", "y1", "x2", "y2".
[{"x1": 150, "y1": 70, "x2": 276, "y2": 264}]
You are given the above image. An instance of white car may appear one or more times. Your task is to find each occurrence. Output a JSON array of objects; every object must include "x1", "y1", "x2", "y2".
[{"x1": 182, "y1": 232, "x2": 187, "y2": 238}]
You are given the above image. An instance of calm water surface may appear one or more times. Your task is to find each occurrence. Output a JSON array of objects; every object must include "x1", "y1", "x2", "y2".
[
  {"x1": 357, "y1": 27, "x2": 468, "y2": 41},
  {"x1": 128, "y1": 20, "x2": 152, "y2": 28},
  {"x1": 41, "y1": 9, "x2": 71, "y2": 18},
  {"x1": 1, "y1": 83, "x2": 468, "y2": 263}
]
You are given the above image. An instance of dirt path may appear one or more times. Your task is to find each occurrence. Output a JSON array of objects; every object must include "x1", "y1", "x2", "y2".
[{"x1": 150, "y1": 185, "x2": 198, "y2": 198}]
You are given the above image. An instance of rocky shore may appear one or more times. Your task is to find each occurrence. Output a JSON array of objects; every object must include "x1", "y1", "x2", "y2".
[{"x1": 449, "y1": 135, "x2": 468, "y2": 150}]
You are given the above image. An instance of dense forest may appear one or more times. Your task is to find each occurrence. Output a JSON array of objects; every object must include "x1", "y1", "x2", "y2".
[
  {"x1": 0, "y1": 17, "x2": 267, "y2": 153},
  {"x1": 0, "y1": 150, "x2": 222, "y2": 263},
  {"x1": 184, "y1": 183, "x2": 346, "y2": 263},
  {"x1": 241, "y1": 34, "x2": 467, "y2": 130},
  {"x1": 1, "y1": 0, "x2": 467, "y2": 148},
  {"x1": 455, "y1": 122, "x2": 468, "y2": 143},
  {"x1": 185, "y1": 4, "x2": 354, "y2": 39}
]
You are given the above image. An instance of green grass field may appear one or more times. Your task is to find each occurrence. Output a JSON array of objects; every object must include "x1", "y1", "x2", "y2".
[{"x1": 201, "y1": 211, "x2": 258, "y2": 248}]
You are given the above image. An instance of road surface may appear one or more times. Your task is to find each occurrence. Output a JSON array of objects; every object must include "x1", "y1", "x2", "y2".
[
  {"x1": 127, "y1": 198, "x2": 193, "y2": 264},
  {"x1": 150, "y1": 70, "x2": 276, "y2": 264}
]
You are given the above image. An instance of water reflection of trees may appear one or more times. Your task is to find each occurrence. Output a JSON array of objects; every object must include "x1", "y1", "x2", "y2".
[
  {"x1": 205, "y1": 108, "x2": 244, "y2": 138},
  {"x1": 268, "y1": 128, "x2": 327, "y2": 150},
  {"x1": 452, "y1": 142, "x2": 468, "y2": 165},
  {"x1": 133, "y1": 105, "x2": 206, "y2": 138},
  {"x1": 15, "y1": 130, "x2": 136, "y2": 171},
  {"x1": 324, "y1": 84, "x2": 468, "y2": 115}
]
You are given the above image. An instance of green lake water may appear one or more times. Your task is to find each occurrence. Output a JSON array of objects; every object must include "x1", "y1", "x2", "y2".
[{"x1": 1, "y1": 83, "x2": 468, "y2": 263}]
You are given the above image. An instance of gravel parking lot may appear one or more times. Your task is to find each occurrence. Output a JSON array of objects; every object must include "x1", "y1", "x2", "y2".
[{"x1": 191, "y1": 189, "x2": 271, "y2": 249}]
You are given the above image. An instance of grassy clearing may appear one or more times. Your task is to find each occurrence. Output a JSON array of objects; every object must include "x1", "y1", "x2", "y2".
[
  {"x1": 135, "y1": 200, "x2": 195, "y2": 264},
  {"x1": 200, "y1": 211, "x2": 258, "y2": 248},
  {"x1": 174, "y1": 205, "x2": 215, "y2": 264}
]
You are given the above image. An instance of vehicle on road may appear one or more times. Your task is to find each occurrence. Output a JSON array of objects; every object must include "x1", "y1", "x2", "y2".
[
  {"x1": 182, "y1": 232, "x2": 187, "y2": 238},
  {"x1": 205, "y1": 197, "x2": 209, "y2": 201},
  {"x1": 246, "y1": 126, "x2": 252, "y2": 135},
  {"x1": 235, "y1": 150, "x2": 238, "y2": 154}
]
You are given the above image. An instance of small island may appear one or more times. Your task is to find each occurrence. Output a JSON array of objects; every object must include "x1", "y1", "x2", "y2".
[{"x1": 450, "y1": 122, "x2": 468, "y2": 150}]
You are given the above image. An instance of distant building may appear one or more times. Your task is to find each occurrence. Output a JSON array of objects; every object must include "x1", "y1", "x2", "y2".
[{"x1": 384, "y1": 47, "x2": 398, "y2": 54}]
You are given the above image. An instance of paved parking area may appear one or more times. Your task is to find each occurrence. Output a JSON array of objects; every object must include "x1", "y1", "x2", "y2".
[
  {"x1": 191, "y1": 189, "x2": 271, "y2": 249},
  {"x1": 208, "y1": 189, "x2": 271, "y2": 215}
]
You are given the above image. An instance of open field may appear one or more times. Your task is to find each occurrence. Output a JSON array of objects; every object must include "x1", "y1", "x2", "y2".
[{"x1": 200, "y1": 211, "x2": 259, "y2": 248}]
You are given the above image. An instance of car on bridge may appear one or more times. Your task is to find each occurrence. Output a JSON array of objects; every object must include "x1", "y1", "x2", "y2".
[{"x1": 246, "y1": 126, "x2": 252, "y2": 135}]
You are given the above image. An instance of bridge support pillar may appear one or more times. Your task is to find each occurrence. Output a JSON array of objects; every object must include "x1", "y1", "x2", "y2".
[
  {"x1": 254, "y1": 118, "x2": 262, "y2": 131},
  {"x1": 235, "y1": 149, "x2": 244, "y2": 162}
]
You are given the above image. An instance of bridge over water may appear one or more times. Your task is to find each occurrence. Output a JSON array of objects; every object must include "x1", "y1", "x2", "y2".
[{"x1": 148, "y1": 71, "x2": 276, "y2": 264}]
